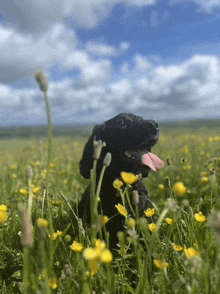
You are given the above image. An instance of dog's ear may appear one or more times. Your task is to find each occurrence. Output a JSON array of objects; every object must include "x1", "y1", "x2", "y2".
[{"x1": 79, "y1": 124, "x2": 105, "y2": 179}]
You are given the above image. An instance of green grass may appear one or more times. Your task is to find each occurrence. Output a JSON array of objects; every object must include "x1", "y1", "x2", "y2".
[{"x1": 0, "y1": 127, "x2": 220, "y2": 293}]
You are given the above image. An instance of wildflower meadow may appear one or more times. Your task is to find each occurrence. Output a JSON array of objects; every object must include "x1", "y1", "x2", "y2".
[{"x1": 0, "y1": 72, "x2": 220, "y2": 293}]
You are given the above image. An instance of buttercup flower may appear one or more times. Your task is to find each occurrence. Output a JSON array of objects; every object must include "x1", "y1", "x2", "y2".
[
  {"x1": 113, "y1": 179, "x2": 123, "y2": 189},
  {"x1": 166, "y1": 218, "x2": 173, "y2": 224},
  {"x1": 115, "y1": 204, "x2": 128, "y2": 218},
  {"x1": 121, "y1": 172, "x2": 138, "y2": 184},
  {"x1": 48, "y1": 277, "x2": 57, "y2": 289},
  {"x1": 70, "y1": 241, "x2": 83, "y2": 252},
  {"x1": 98, "y1": 215, "x2": 108, "y2": 225},
  {"x1": 37, "y1": 218, "x2": 48, "y2": 227},
  {"x1": 0, "y1": 205, "x2": 7, "y2": 211},
  {"x1": 154, "y1": 259, "x2": 169, "y2": 269},
  {"x1": 20, "y1": 189, "x2": 28, "y2": 195},
  {"x1": 184, "y1": 247, "x2": 200, "y2": 258},
  {"x1": 172, "y1": 243, "x2": 183, "y2": 251},
  {"x1": 144, "y1": 208, "x2": 155, "y2": 217},
  {"x1": 173, "y1": 182, "x2": 186, "y2": 196},
  {"x1": 201, "y1": 177, "x2": 208, "y2": 183},
  {"x1": 158, "y1": 184, "x2": 164, "y2": 190},
  {"x1": 0, "y1": 210, "x2": 8, "y2": 223},
  {"x1": 83, "y1": 240, "x2": 112, "y2": 273},
  {"x1": 194, "y1": 212, "x2": 206, "y2": 222},
  {"x1": 126, "y1": 218, "x2": 136, "y2": 228},
  {"x1": 99, "y1": 249, "x2": 113, "y2": 262},
  {"x1": 148, "y1": 223, "x2": 156, "y2": 232}
]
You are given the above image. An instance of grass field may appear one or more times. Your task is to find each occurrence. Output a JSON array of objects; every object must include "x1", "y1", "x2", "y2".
[{"x1": 0, "y1": 126, "x2": 220, "y2": 294}]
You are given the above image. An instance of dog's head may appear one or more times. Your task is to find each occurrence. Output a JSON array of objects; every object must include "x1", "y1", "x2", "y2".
[{"x1": 80, "y1": 113, "x2": 163, "y2": 179}]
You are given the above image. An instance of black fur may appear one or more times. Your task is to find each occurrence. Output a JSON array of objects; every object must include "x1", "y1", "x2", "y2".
[{"x1": 78, "y1": 113, "x2": 161, "y2": 247}]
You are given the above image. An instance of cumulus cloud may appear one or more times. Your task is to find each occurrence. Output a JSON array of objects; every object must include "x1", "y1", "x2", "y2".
[
  {"x1": 2, "y1": 53, "x2": 220, "y2": 125},
  {"x1": 1, "y1": 0, "x2": 157, "y2": 33},
  {"x1": 85, "y1": 42, "x2": 117, "y2": 56},
  {"x1": 0, "y1": 23, "x2": 77, "y2": 82},
  {"x1": 134, "y1": 54, "x2": 152, "y2": 72}
]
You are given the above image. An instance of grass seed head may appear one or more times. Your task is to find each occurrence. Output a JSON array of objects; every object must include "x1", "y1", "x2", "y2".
[
  {"x1": 34, "y1": 71, "x2": 48, "y2": 92},
  {"x1": 25, "y1": 165, "x2": 33, "y2": 178},
  {"x1": 19, "y1": 205, "x2": 33, "y2": 248}
]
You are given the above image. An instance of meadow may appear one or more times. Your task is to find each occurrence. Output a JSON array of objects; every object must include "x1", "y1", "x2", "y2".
[
  {"x1": 0, "y1": 70, "x2": 219, "y2": 294},
  {"x1": 0, "y1": 125, "x2": 220, "y2": 294}
]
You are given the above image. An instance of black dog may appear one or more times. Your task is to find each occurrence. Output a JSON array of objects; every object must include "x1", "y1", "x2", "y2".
[{"x1": 78, "y1": 113, "x2": 163, "y2": 247}]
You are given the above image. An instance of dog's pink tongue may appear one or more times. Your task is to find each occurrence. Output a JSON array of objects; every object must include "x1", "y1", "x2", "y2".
[{"x1": 142, "y1": 152, "x2": 164, "y2": 171}]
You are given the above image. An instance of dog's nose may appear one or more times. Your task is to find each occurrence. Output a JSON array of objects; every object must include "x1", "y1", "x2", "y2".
[{"x1": 146, "y1": 120, "x2": 159, "y2": 136}]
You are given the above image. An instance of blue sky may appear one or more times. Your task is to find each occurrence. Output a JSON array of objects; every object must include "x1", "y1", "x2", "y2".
[{"x1": 1, "y1": 0, "x2": 220, "y2": 126}]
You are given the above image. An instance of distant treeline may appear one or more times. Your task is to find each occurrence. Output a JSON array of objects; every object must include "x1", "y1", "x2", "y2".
[
  {"x1": 0, "y1": 118, "x2": 219, "y2": 139},
  {"x1": 0, "y1": 125, "x2": 92, "y2": 139}
]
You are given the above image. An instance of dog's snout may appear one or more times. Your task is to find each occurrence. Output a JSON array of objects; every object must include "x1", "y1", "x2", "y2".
[{"x1": 146, "y1": 120, "x2": 159, "y2": 136}]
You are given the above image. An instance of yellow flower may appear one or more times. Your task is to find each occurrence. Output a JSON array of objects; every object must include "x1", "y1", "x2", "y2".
[
  {"x1": 153, "y1": 259, "x2": 169, "y2": 269},
  {"x1": 12, "y1": 174, "x2": 17, "y2": 178},
  {"x1": 56, "y1": 230, "x2": 62, "y2": 236},
  {"x1": 148, "y1": 223, "x2": 156, "y2": 232},
  {"x1": 83, "y1": 248, "x2": 99, "y2": 260},
  {"x1": 32, "y1": 186, "x2": 40, "y2": 193},
  {"x1": 88, "y1": 259, "x2": 99, "y2": 272},
  {"x1": 119, "y1": 247, "x2": 126, "y2": 256},
  {"x1": 83, "y1": 240, "x2": 113, "y2": 273},
  {"x1": 176, "y1": 176, "x2": 181, "y2": 180},
  {"x1": 48, "y1": 233, "x2": 58, "y2": 240},
  {"x1": 39, "y1": 269, "x2": 46, "y2": 280},
  {"x1": 0, "y1": 210, "x2": 8, "y2": 223},
  {"x1": 126, "y1": 218, "x2": 136, "y2": 228},
  {"x1": 63, "y1": 179, "x2": 68, "y2": 184},
  {"x1": 52, "y1": 201, "x2": 62, "y2": 206},
  {"x1": 9, "y1": 164, "x2": 17, "y2": 169},
  {"x1": 70, "y1": 241, "x2": 83, "y2": 252},
  {"x1": 194, "y1": 212, "x2": 206, "y2": 222},
  {"x1": 144, "y1": 208, "x2": 155, "y2": 217},
  {"x1": 99, "y1": 249, "x2": 113, "y2": 262},
  {"x1": 98, "y1": 215, "x2": 108, "y2": 225},
  {"x1": 59, "y1": 169, "x2": 65, "y2": 175},
  {"x1": 201, "y1": 177, "x2": 208, "y2": 183},
  {"x1": 202, "y1": 171, "x2": 208, "y2": 176},
  {"x1": 113, "y1": 179, "x2": 123, "y2": 189},
  {"x1": 115, "y1": 204, "x2": 127, "y2": 218},
  {"x1": 50, "y1": 163, "x2": 55, "y2": 167},
  {"x1": 184, "y1": 145, "x2": 189, "y2": 154},
  {"x1": 86, "y1": 270, "x2": 95, "y2": 276},
  {"x1": 172, "y1": 182, "x2": 186, "y2": 196},
  {"x1": 48, "y1": 277, "x2": 57, "y2": 289},
  {"x1": 172, "y1": 243, "x2": 183, "y2": 251},
  {"x1": 0, "y1": 204, "x2": 7, "y2": 211},
  {"x1": 120, "y1": 172, "x2": 138, "y2": 184},
  {"x1": 166, "y1": 218, "x2": 173, "y2": 224},
  {"x1": 37, "y1": 218, "x2": 48, "y2": 227},
  {"x1": 158, "y1": 184, "x2": 164, "y2": 190},
  {"x1": 184, "y1": 247, "x2": 200, "y2": 258},
  {"x1": 20, "y1": 189, "x2": 28, "y2": 195}
]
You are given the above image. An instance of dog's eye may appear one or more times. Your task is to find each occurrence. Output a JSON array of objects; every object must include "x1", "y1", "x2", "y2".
[{"x1": 116, "y1": 119, "x2": 126, "y2": 128}]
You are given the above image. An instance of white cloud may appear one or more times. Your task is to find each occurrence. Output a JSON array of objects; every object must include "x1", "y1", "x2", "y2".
[
  {"x1": 121, "y1": 62, "x2": 130, "y2": 73},
  {"x1": 1, "y1": 0, "x2": 157, "y2": 34},
  {"x1": 1, "y1": 52, "x2": 220, "y2": 125},
  {"x1": 86, "y1": 42, "x2": 117, "y2": 56},
  {"x1": 0, "y1": 23, "x2": 77, "y2": 82},
  {"x1": 134, "y1": 54, "x2": 152, "y2": 72},
  {"x1": 119, "y1": 41, "x2": 131, "y2": 52}
]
